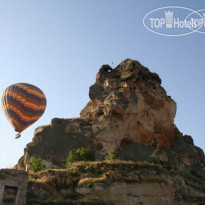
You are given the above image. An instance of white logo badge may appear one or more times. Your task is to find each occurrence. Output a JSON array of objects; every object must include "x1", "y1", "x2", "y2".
[{"x1": 143, "y1": 6, "x2": 205, "y2": 36}]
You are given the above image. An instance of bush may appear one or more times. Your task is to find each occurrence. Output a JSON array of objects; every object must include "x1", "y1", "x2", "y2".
[
  {"x1": 105, "y1": 149, "x2": 117, "y2": 160},
  {"x1": 66, "y1": 147, "x2": 95, "y2": 168},
  {"x1": 147, "y1": 154, "x2": 159, "y2": 164},
  {"x1": 88, "y1": 164, "x2": 102, "y2": 178},
  {"x1": 28, "y1": 157, "x2": 45, "y2": 173}
]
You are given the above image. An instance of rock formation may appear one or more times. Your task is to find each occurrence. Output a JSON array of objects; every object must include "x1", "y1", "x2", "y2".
[
  {"x1": 16, "y1": 59, "x2": 205, "y2": 176},
  {"x1": 0, "y1": 169, "x2": 27, "y2": 204},
  {"x1": 26, "y1": 161, "x2": 205, "y2": 205},
  {"x1": 14, "y1": 59, "x2": 205, "y2": 204}
]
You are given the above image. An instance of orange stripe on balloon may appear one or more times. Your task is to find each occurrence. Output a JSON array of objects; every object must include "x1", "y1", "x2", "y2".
[
  {"x1": 3, "y1": 90, "x2": 46, "y2": 110},
  {"x1": 16, "y1": 84, "x2": 45, "y2": 98},
  {"x1": 8, "y1": 118, "x2": 20, "y2": 130},
  {"x1": 3, "y1": 103, "x2": 42, "y2": 122}
]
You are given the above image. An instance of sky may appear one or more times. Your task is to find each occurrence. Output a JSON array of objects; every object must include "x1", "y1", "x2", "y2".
[{"x1": 0, "y1": 0, "x2": 205, "y2": 168}]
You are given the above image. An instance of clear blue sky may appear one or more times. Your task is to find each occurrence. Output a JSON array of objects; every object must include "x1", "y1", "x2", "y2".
[{"x1": 0, "y1": 0, "x2": 205, "y2": 168}]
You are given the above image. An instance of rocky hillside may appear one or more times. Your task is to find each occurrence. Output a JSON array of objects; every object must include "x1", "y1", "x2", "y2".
[
  {"x1": 26, "y1": 161, "x2": 205, "y2": 205},
  {"x1": 15, "y1": 59, "x2": 205, "y2": 204},
  {"x1": 16, "y1": 59, "x2": 204, "y2": 175}
]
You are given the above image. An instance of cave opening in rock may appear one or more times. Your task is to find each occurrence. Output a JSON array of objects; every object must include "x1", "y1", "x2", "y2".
[{"x1": 2, "y1": 185, "x2": 18, "y2": 205}]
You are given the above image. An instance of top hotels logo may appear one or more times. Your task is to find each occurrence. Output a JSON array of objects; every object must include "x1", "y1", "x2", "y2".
[
  {"x1": 143, "y1": 6, "x2": 205, "y2": 36},
  {"x1": 165, "y1": 10, "x2": 173, "y2": 28}
]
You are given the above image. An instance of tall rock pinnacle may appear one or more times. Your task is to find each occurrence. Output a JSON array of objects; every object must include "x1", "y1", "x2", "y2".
[{"x1": 16, "y1": 59, "x2": 205, "y2": 178}]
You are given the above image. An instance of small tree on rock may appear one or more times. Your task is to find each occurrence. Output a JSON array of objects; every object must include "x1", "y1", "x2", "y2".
[
  {"x1": 66, "y1": 147, "x2": 95, "y2": 168},
  {"x1": 28, "y1": 157, "x2": 45, "y2": 173}
]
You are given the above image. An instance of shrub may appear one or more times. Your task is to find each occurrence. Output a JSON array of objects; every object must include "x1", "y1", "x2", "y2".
[
  {"x1": 66, "y1": 147, "x2": 95, "y2": 168},
  {"x1": 147, "y1": 154, "x2": 159, "y2": 164},
  {"x1": 105, "y1": 149, "x2": 117, "y2": 160},
  {"x1": 88, "y1": 164, "x2": 102, "y2": 178},
  {"x1": 28, "y1": 157, "x2": 45, "y2": 173}
]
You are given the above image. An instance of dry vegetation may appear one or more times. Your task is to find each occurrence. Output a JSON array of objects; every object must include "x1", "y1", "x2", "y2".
[{"x1": 26, "y1": 161, "x2": 205, "y2": 204}]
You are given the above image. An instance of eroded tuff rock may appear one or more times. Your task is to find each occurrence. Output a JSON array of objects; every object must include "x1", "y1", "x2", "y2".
[
  {"x1": 81, "y1": 59, "x2": 176, "y2": 151},
  {"x1": 16, "y1": 59, "x2": 205, "y2": 177},
  {"x1": 26, "y1": 162, "x2": 205, "y2": 205}
]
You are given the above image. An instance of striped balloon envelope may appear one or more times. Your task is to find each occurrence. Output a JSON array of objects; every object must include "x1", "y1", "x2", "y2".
[{"x1": 1, "y1": 83, "x2": 47, "y2": 138}]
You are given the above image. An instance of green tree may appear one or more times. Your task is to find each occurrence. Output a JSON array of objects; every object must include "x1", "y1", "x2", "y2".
[
  {"x1": 66, "y1": 147, "x2": 95, "y2": 168},
  {"x1": 28, "y1": 157, "x2": 45, "y2": 173},
  {"x1": 105, "y1": 149, "x2": 117, "y2": 160}
]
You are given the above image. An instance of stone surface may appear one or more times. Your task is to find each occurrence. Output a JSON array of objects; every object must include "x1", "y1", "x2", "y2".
[
  {"x1": 81, "y1": 59, "x2": 176, "y2": 152},
  {"x1": 26, "y1": 162, "x2": 205, "y2": 205},
  {"x1": 15, "y1": 59, "x2": 205, "y2": 176},
  {"x1": 0, "y1": 169, "x2": 27, "y2": 205},
  {"x1": 15, "y1": 59, "x2": 205, "y2": 204}
]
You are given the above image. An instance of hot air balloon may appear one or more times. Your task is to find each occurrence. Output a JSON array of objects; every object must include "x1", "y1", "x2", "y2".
[{"x1": 1, "y1": 83, "x2": 47, "y2": 139}]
